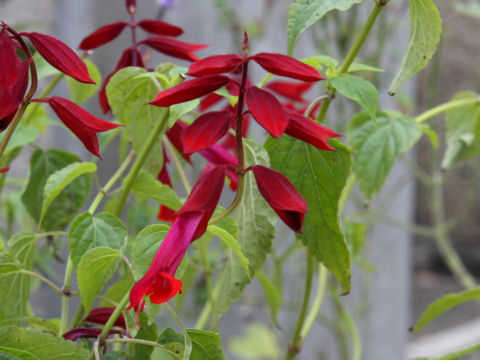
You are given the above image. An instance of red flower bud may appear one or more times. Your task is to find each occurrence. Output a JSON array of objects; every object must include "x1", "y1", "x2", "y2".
[
  {"x1": 79, "y1": 22, "x2": 129, "y2": 51},
  {"x1": 0, "y1": 59, "x2": 30, "y2": 120},
  {"x1": 166, "y1": 120, "x2": 191, "y2": 163},
  {"x1": 126, "y1": 0, "x2": 136, "y2": 14},
  {"x1": 188, "y1": 54, "x2": 244, "y2": 77},
  {"x1": 251, "y1": 53, "x2": 324, "y2": 82},
  {"x1": 182, "y1": 111, "x2": 232, "y2": 153},
  {"x1": 0, "y1": 29, "x2": 22, "y2": 89},
  {"x1": 250, "y1": 165, "x2": 307, "y2": 232},
  {"x1": 141, "y1": 36, "x2": 208, "y2": 62},
  {"x1": 0, "y1": 167, "x2": 9, "y2": 173},
  {"x1": 24, "y1": 32, "x2": 95, "y2": 84},
  {"x1": 84, "y1": 307, "x2": 126, "y2": 329},
  {"x1": 137, "y1": 19, "x2": 183, "y2": 37}
]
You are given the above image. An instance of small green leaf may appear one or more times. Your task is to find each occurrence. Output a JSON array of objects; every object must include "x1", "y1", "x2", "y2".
[
  {"x1": 287, "y1": 0, "x2": 363, "y2": 55},
  {"x1": 347, "y1": 111, "x2": 422, "y2": 199},
  {"x1": 0, "y1": 346, "x2": 38, "y2": 360},
  {"x1": 40, "y1": 162, "x2": 96, "y2": 225},
  {"x1": 256, "y1": 271, "x2": 282, "y2": 326},
  {"x1": 413, "y1": 288, "x2": 480, "y2": 332},
  {"x1": 331, "y1": 74, "x2": 378, "y2": 120},
  {"x1": 265, "y1": 137, "x2": 352, "y2": 293},
  {"x1": 66, "y1": 59, "x2": 102, "y2": 105},
  {"x1": 69, "y1": 212, "x2": 127, "y2": 269},
  {"x1": 77, "y1": 247, "x2": 122, "y2": 314},
  {"x1": 348, "y1": 63, "x2": 384, "y2": 73},
  {"x1": 229, "y1": 324, "x2": 281, "y2": 360},
  {"x1": 131, "y1": 170, "x2": 183, "y2": 210},
  {"x1": 389, "y1": 0, "x2": 442, "y2": 94},
  {"x1": 0, "y1": 252, "x2": 22, "y2": 278}
]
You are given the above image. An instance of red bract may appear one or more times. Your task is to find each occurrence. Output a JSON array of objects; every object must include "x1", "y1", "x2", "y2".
[
  {"x1": 266, "y1": 81, "x2": 312, "y2": 102},
  {"x1": 199, "y1": 93, "x2": 223, "y2": 111},
  {"x1": 150, "y1": 75, "x2": 230, "y2": 107},
  {"x1": 245, "y1": 86, "x2": 288, "y2": 138},
  {"x1": 0, "y1": 30, "x2": 22, "y2": 89},
  {"x1": 0, "y1": 167, "x2": 9, "y2": 173},
  {"x1": 137, "y1": 19, "x2": 183, "y2": 37},
  {"x1": 182, "y1": 111, "x2": 232, "y2": 153},
  {"x1": 0, "y1": 59, "x2": 30, "y2": 120},
  {"x1": 35, "y1": 97, "x2": 121, "y2": 157},
  {"x1": 250, "y1": 165, "x2": 307, "y2": 232},
  {"x1": 188, "y1": 54, "x2": 244, "y2": 77},
  {"x1": 284, "y1": 108, "x2": 341, "y2": 151},
  {"x1": 166, "y1": 120, "x2": 191, "y2": 163},
  {"x1": 116, "y1": 47, "x2": 145, "y2": 69},
  {"x1": 199, "y1": 145, "x2": 238, "y2": 191},
  {"x1": 251, "y1": 53, "x2": 323, "y2": 82},
  {"x1": 24, "y1": 32, "x2": 95, "y2": 84},
  {"x1": 79, "y1": 22, "x2": 129, "y2": 50},
  {"x1": 84, "y1": 307, "x2": 126, "y2": 329},
  {"x1": 141, "y1": 36, "x2": 208, "y2": 61}
]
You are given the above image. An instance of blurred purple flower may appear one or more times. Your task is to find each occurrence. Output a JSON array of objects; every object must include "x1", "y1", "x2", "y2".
[{"x1": 158, "y1": 0, "x2": 174, "y2": 7}]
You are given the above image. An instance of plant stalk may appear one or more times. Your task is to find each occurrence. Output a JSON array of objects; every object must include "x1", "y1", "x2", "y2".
[{"x1": 415, "y1": 98, "x2": 480, "y2": 124}]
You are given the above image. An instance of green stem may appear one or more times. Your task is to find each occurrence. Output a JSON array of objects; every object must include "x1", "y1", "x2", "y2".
[
  {"x1": 194, "y1": 280, "x2": 220, "y2": 330},
  {"x1": 334, "y1": 292, "x2": 362, "y2": 360},
  {"x1": 338, "y1": 173, "x2": 357, "y2": 214},
  {"x1": 415, "y1": 97, "x2": 480, "y2": 124},
  {"x1": 433, "y1": 343, "x2": 480, "y2": 360},
  {"x1": 114, "y1": 110, "x2": 169, "y2": 217},
  {"x1": 300, "y1": 264, "x2": 328, "y2": 339},
  {"x1": 164, "y1": 303, "x2": 192, "y2": 359},
  {"x1": 163, "y1": 139, "x2": 191, "y2": 194},
  {"x1": 59, "y1": 257, "x2": 74, "y2": 336},
  {"x1": 16, "y1": 269, "x2": 63, "y2": 296},
  {"x1": 37, "y1": 231, "x2": 68, "y2": 238},
  {"x1": 105, "y1": 338, "x2": 181, "y2": 359},
  {"x1": 285, "y1": 251, "x2": 315, "y2": 360}
]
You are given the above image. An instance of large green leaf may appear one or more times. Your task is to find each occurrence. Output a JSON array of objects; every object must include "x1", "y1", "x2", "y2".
[
  {"x1": 347, "y1": 110, "x2": 422, "y2": 199},
  {"x1": 40, "y1": 162, "x2": 97, "y2": 225},
  {"x1": 0, "y1": 232, "x2": 37, "y2": 322},
  {"x1": 389, "y1": 0, "x2": 442, "y2": 94},
  {"x1": 413, "y1": 288, "x2": 480, "y2": 332},
  {"x1": 330, "y1": 73, "x2": 378, "y2": 120},
  {"x1": 66, "y1": 59, "x2": 102, "y2": 105},
  {"x1": 68, "y1": 212, "x2": 127, "y2": 269},
  {"x1": 265, "y1": 137, "x2": 352, "y2": 293},
  {"x1": 287, "y1": 0, "x2": 363, "y2": 55},
  {"x1": 442, "y1": 91, "x2": 480, "y2": 168},
  {"x1": 77, "y1": 247, "x2": 122, "y2": 314},
  {"x1": 211, "y1": 139, "x2": 276, "y2": 325},
  {"x1": 131, "y1": 170, "x2": 183, "y2": 210},
  {"x1": 0, "y1": 326, "x2": 88, "y2": 360},
  {"x1": 21, "y1": 149, "x2": 91, "y2": 230}
]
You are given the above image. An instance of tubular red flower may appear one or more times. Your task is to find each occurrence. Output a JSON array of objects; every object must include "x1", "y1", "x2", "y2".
[
  {"x1": 245, "y1": 86, "x2": 288, "y2": 138},
  {"x1": 137, "y1": 19, "x2": 183, "y2": 37},
  {"x1": 199, "y1": 145, "x2": 238, "y2": 191},
  {"x1": 84, "y1": 307, "x2": 126, "y2": 329},
  {"x1": 251, "y1": 53, "x2": 324, "y2": 82},
  {"x1": 284, "y1": 108, "x2": 341, "y2": 151},
  {"x1": 36, "y1": 97, "x2": 121, "y2": 157},
  {"x1": 150, "y1": 75, "x2": 230, "y2": 107},
  {"x1": 187, "y1": 54, "x2": 244, "y2": 77},
  {"x1": 141, "y1": 36, "x2": 208, "y2": 61},
  {"x1": 78, "y1": 22, "x2": 129, "y2": 50},
  {"x1": 250, "y1": 165, "x2": 307, "y2": 232},
  {"x1": 266, "y1": 81, "x2": 312, "y2": 102},
  {"x1": 182, "y1": 111, "x2": 232, "y2": 153},
  {"x1": 24, "y1": 32, "x2": 95, "y2": 84},
  {"x1": 157, "y1": 205, "x2": 176, "y2": 223}
]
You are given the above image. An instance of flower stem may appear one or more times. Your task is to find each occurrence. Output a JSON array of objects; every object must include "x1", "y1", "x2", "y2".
[
  {"x1": 114, "y1": 110, "x2": 169, "y2": 217},
  {"x1": 415, "y1": 97, "x2": 480, "y2": 124},
  {"x1": 300, "y1": 264, "x2": 328, "y2": 339},
  {"x1": 285, "y1": 251, "x2": 315, "y2": 360},
  {"x1": 58, "y1": 257, "x2": 74, "y2": 336},
  {"x1": 16, "y1": 269, "x2": 63, "y2": 296}
]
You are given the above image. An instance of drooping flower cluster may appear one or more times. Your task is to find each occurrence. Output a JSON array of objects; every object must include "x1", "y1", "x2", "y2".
[{"x1": 128, "y1": 35, "x2": 342, "y2": 312}]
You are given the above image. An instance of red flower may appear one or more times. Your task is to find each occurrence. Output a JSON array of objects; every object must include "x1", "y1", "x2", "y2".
[
  {"x1": 141, "y1": 36, "x2": 208, "y2": 62},
  {"x1": 63, "y1": 327, "x2": 125, "y2": 341},
  {"x1": 157, "y1": 205, "x2": 176, "y2": 223},
  {"x1": 266, "y1": 81, "x2": 312, "y2": 103},
  {"x1": 129, "y1": 167, "x2": 226, "y2": 312},
  {"x1": 249, "y1": 165, "x2": 307, "y2": 232},
  {"x1": 78, "y1": 22, "x2": 129, "y2": 50},
  {"x1": 34, "y1": 97, "x2": 121, "y2": 157},
  {"x1": 187, "y1": 54, "x2": 244, "y2": 77},
  {"x1": 251, "y1": 53, "x2": 323, "y2": 82},
  {"x1": 137, "y1": 20, "x2": 183, "y2": 37},
  {"x1": 84, "y1": 307, "x2": 126, "y2": 329},
  {"x1": 0, "y1": 167, "x2": 9, "y2": 173}
]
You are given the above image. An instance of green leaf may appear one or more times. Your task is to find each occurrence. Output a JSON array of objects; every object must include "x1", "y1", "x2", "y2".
[
  {"x1": 0, "y1": 346, "x2": 38, "y2": 360},
  {"x1": 347, "y1": 111, "x2": 422, "y2": 199},
  {"x1": 0, "y1": 326, "x2": 88, "y2": 360},
  {"x1": 229, "y1": 323, "x2": 281, "y2": 360},
  {"x1": 442, "y1": 91, "x2": 480, "y2": 168},
  {"x1": 287, "y1": 0, "x2": 363, "y2": 55},
  {"x1": 265, "y1": 137, "x2": 352, "y2": 293},
  {"x1": 66, "y1": 59, "x2": 102, "y2": 105},
  {"x1": 107, "y1": 67, "x2": 168, "y2": 175},
  {"x1": 330, "y1": 74, "x2": 378, "y2": 120},
  {"x1": 211, "y1": 140, "x2": 276, "y2": 325},
  {"x1": 344, "y1": 221, "x2": 366, "y2": 258},
  {"x1": 256, "y1": 271, "x2": 282, "y2": 326},
  {"x1": 348, "y1": 63, "x2": 384, "y2": 73},
  {"x1": 2, "y1": 124, "x2": 41, "y2": 156},
  {"x1": 126, "y1": 313, "x2": 158, "y2": 360},
  {"x1": 131, "y1": 170, "x2": 183, "y2": 210},
  {"x1": 69, "y1": 212, "x2": 127, "y2": 269},
  {"x1": 413, "y1": 288, "x2": 480, "y2": 332},
  {"x1": 40, "y1": 162, "x2": 97, "y2": 225},
  {"x1": 77, "y1": 247, "x2": 122, "y2": 314},
  {"x1": 21, "y1": 149, "x2": 91, "y2": 230},
  {"x1": 0, "y1": 316, "x2": 59, "y2": 335},
  {"x1": 389, "y1": 0, "x2": 442, "y2": 94},
  {"x1": 0, "y1": 252, "x2": 22, "y2": 278}
]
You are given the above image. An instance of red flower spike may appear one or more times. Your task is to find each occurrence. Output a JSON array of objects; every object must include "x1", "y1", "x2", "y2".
[
  {"x1": 79, "y1": 22, "x2": 129, "y2": 50},
  {"x1": 284, "y1": 108, "x2": 340, "y2": 151},
  {"x1": 266, "y1": 81, "x2": 312, "y2": 102},
  {"x1": 245, "y1": 86, "x2": 288, "y2": 138},
  {"x1": 188, "y1": 54, "x2": 244, "y2": 77},
  {"x1": 24, "y1": 32, "x2": 95, "y2": 84},
  {"x1": 84, "y1": 307, "x2": 126, "y2": 329},
  {"x1": 141, "y1": 36, "x2": 208, "y2": 62},
  {"x1": 37, "y1": 97, "x2": 121, "y2": 157},
  {"x1": 251, "y1": 53, "x2": 324, "y2": 82},
  {"x1": 250, "y1": 165, "x2": 307, "y2": 232},
  {"x1": 0, "y1": 167, "x2": 9, "y2": 173},
  {"x1": 166, "y1": 120, "x2": 191, "y2": 163},
  {"x1": 137, "y1": 19, "x2": 183, "y2": 37},
  {"x1": 182, "y1": 111, "x2": 232, "y2": 153},
  {"x1": 150, "y1": 75, "x2": 230, "y2": 107}
]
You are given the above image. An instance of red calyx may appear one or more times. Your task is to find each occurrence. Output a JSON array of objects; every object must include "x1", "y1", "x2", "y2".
[
  {"x1": 0, "y1": 167, "x2": 9, "y2": 173},
  {"x1": 137, "y1": 19, "x2": 183, "y2": 37},
  {"x1": 187, "y1": 54, "x2": 245, "y2": 77},
  {"x1": 141, "y1": 36, "x2": 208, "y2": 62},
  {"x1": 79, "y1": 22, "x2": 129, "y2": 50},
  {"x1": 83, "y1": 307, "x2": 126, "y2": 329}
]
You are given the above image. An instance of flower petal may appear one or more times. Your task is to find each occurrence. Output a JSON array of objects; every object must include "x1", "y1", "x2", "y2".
[
  {"x1": 251, "y1": 53, "x2": 323, "y2": 82},
  {"x1": 137, "y1": 19, "x2": 183, "y2": 37},
  {"x1": 251, "y1": 165, "x2": 307, "y2": 232},
  {"x1": 78, "y1": 22, "x2": 129, "y2": 50},
  {"x1": 141, "y1": 36, "x2": 208, "y2": 61},
  {"x1": 245, "y1": 86, "x2": 288, "y2": 138},
  {"x1": 182, "y1": 111, "x2": 232, "y2": 153},
  {"x1": 188, "y1": 54, "x2": 244, "y2": 77},
  {"x1": 150, "y1": 75, "x2": 230, "y2": 107},
  {"x1": 265, "y1": 80, "x2": 312, "y2": 102},
  {"x1": 24, "y1": 32, "x2": 95, "y2": 84}
]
